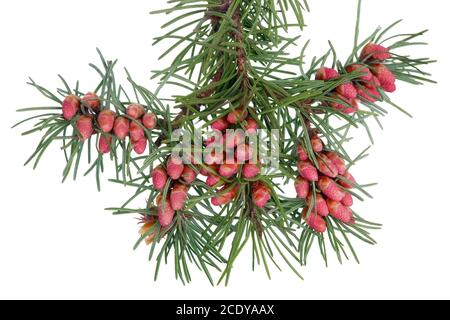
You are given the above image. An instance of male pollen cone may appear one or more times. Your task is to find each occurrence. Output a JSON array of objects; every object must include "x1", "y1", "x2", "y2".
[
  {"x1": 339, "y1": 171, "x2": 356, "y2": 189},
  {"x1": 97, "y1": 110, "x2": 116, "y2": 133},
  {"x1": 133, "y1": 138, "x2": 147, "y2": 155},
  {"x1": 158, "y1": 199, "x2": 175, "y2": 228},
  {"x1": 227, "y1": 107, "x2": 248, "y2": 124},
  {"x1": 310, "y1": 135, "x2": 324, "y2": 153},
  {"x1": 345, "y1": 64, "x2": 373, "y2": 82},
  {"x1": 82, "y1": 92, "x2": 101, "y2": 112},
  {"x1": 181, "y1": 166, "x2": 198, "y2": 185},
  {"x1": 302, "y1": 209, "x2": 327, "y2": 233},
  {"x1": 130, "y1": 120, "x2": 145, "y2": 143},
  {"x1": 236, "y1": 144, "x2": 253, "y2": 163},
  {"x1": 297, "y1": 161, "x2": 319, "y2": 182},
  {"x1": 318, "y1": 176, "x2": 345, "y2": 202},
  {"x1": 245, "y1": 118, "x2": 258, "y2": 135},
  {"x1": 297, "y1": 144, "x2": 309, "y2": 161},
  {"x1": 295, "y1": 177, "x2": 310, "y2": 199},
  {"x1": 211, "y1": 117, "x2": 230, "y2": 131},
  {"x1": 219, "y1": 163, "x2": 239, "y2": 178},
  {"x1": 98, "y1": 134, "x2": 112, "y2": 154},
  {"x1": 211, "y1": 185, "x2": 239, "y2": 206},
  {"x1": 252, "y1": 182, "x2": 271, "y2": 208},
  {"x1": 360, "y1": 43, "x2": 391, "y2": 61},
  {"x1": 337, "y1": 82, "x2": 358, "y2": 100},
  {"x1": 341, "y1": 192, "x2": 354, "y2": 207},
  {"x1": 152, "y1": 165, "x2": 168, "y2": 191},
  {"x1": 170, "y1": 183, "x2": 189, "y2": 211},
  {"x1": 317, "y1": 154, "x2": 339, "y2": 178},
  {"x1": 372, "y1": 64, "x2": 397, "y2": 93},
  {"x1": 206, "y1": 174, "x2": 223, "y2": 187},
  {"x1": 243, "y1": 163, "x2": 260, "y2": 179},
  {"x1": 224, "y1": 131, "x2": 245, "y2": 149},
  {"x1": 127, "y1": 104, "x2": 145, "y2": 119},
  {"x1": 167, "y1": 155, "x2": 185, "y2": 180},
  {"x1": 62, "y1": 95, "x2": 80, "y2": 120},
  {"x1": 142, "y1": 112, "x2": 157, "y2": 130},
  {"x1": 76, "y1": 115, "x2": 94, "y2": 141},
  {"x1": 326, "y1": 199, "x2": 355, "y2": 224},
  {"x1": 315, "y1": 67, "x2": 339, "y2": 81},
  {"x1": 357, "y1": 80, "x2": 382, "y2": 102},
  {"x1": 307, "y1": 193, "x2": 329, "y2": 217},
  {"x1": 325, "y1": 152, "x2": 347, "y2": 175},
  {"x1": 113, "y1": 117, "x2": 130, "y2": 140}
]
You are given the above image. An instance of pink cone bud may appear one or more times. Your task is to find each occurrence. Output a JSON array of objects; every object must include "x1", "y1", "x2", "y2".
[
  {"x1": 227, "y1": 107, "x2": 248, "y2": 124},
  {"x1": 243, "y1": 163, "x2": 261, "y2": 179},
  {"x1": 236, "y1": 144, "x2": 254, "y2": 163},
  {"x1": 245, "y1": 118, "x2": 258, "y2": 135},
  {"x1": 167, "y1": 155, "x2": 185, "y2": 180},
  {"x1": 170, "y1": 183, "x2": 189, "y2": 211},
  {"x1": 62, "y1": 95, "x2": 80, "y2": 120},
  {"x1": 142, "y1": 112, "x2": 157, "y2": 130},
  {"x1": 98, "y1": 134, "x2": 112, "y2": 154},
  {"x1": 76, "y1": 115, "x2": 94, "y2": 141},
  {"x1": 211, "y1": 117, "x2": 230, "y2": 131},
  {"x1": 311, "y1": 135, "x2": 324, "y2": 153},
  {"x1": 331, "y1": 94, "x2": 359, "y2": 114},
  {"x1": 360, "y1": 43, "x2": 391, "y2": 61},
  {"x1": 224, "y1": 130, "x2": 245, "y2": 149},
  {"x1": 113, "y1": 117, "x2": 130, "y2": 140},
  {"x1": 219, "y1": 163, "x2": 239, "y2": 178},
  {"x1": 152, "y1": 165, "x2": 168, "y2": 191},
  {"x1": 97, "y1": 110, "x2": 116, "y2": 133},
  {"x1": 252, "y1": 182, "x2": 271, "y2": 208},
  {"x1": 297, "y1": 161, "x2": 319, "y2": 182},
  {"x1": 133, "y1": 138, "x2": 147, "y2": 155},
  {"x1": 126, "y1": 104, "x2": 145, "y2": 119},
  {"x1": 212, "y1": 185, "x2": 239, "y2": 206},
  {"x1": 181, "y1": 166, "x2": 198, "y2": 185},
  {"x1": 341, "y1": 192, "x2": 354, "y2": 207},
  {"x1": 206, "y1": 174, "x2": 223, "y2": 187},
  {"x1": 297, "y1": 144, "x2": 309, "y2": 161},
  {"x1": 158, "y1": 198, "x2": 175, "y2": 228},
  {"x1": 205, "y1": 150, "x2": 224, "y2": 165},
  {"x1": 315, "y1": 67, "x2": 339, "y2": 81},
  {"x1": 82, "y1": 92, "x2": 101, "y2": 112},
  {"x1": 302, "y1": 209, "x2": 327, "y2": 233},
  {"x1": 317, "y1": 154, "x2": 339, "y2": 178},
  {"x1": 326, "y1": 199, "x2": 354, "y2": 224},
  {"x1": 318, "y1": 176, "x2": 345, "y2": 202},
  {"x1": 336, "y1": 82, "x2": 358, "y2": 100},
  {"x1": 295, "y1": 177, "x2": 310, "y2": 199},
  {"x1": 200, "y1": 164, "x2": 219, "y2": 176},
  {"x1": 345, "y1": 64, "x2": 373, "y2": 82},
  {"x1": 307, "y1": 193, "x2": 329, "y2": 217},
  {"x1": 358, "y1": 78, "x2": 382, "y2": 102},
  {"x1": 326, "y1": 152, "x2": 347, "y2": 175},
  {"x1": 372, "y1": 64, "x2": 396, "y2": 93},
  {"x1": 339, "y1": 171, "x2": 356, "y2": 189},
  {"x1": 129, "y1": 120, "x2": 145, "y2": 143}
]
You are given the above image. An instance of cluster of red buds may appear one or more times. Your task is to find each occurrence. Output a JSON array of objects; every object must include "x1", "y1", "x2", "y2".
[
  {"x1": 295, "y1": 135, "x2": 357, "y2": 233},
  {"x1": 202, "y1": 108, "x2": 271, "y2": 208},
  {"x1": 151, "y1": 156, "x2": 198, "y2": 227},
  {"x1": 316, "y1": 43, "x2": 396, "y2": 114},
  {"x1": 61, "y1": 93, "x2": 157, "y2": 155}
]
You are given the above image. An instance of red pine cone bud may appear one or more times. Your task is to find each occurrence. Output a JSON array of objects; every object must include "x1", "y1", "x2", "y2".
[
  {"x1": 330, "y1": 94, "x2": 359, "y2": 114},
  {"x1": 170, "y1": 183, "x2": 189, "y2": 211},
  {"x1": 200, "y1": 164, "x2": 219, "y2": 176},
  {"x1": 318, "y1": 176, "x2": 345, "y2": 202},
  {"x1": 336, "y1": 82, "x2": 358, "y2": 100},
  {"x1": 252, "y1": 182, "x2": 271, "y2": 208},
  {"x1": 126, "y1": 104, "x2": 145, "y2": 120},
  {"x1": 158, "y1": 198, "x2": 175, "y2": 228},
  {"x1": 325, "y1": 152, "x2": 347, "y2": 175},
  {"x1": 82, "y1": 92, "x2": 101, "y2": 112},
  {"x1": 341, "y1": 192, "x2": 354, "y2": 207},
  {"x1": 98, "y1": 134, "x2": 112, "y2": 154},
  {"x1": 211, "y1": 185, "x2": 239, "y2": 206},
  {"x1": 211, "y1": 117, "x2": 230, "y2": 131},
  {"x1": 345, "y1": 64, "x2": 373, "y2": 82},
  {"x1": 129, "y1": 120, "x2": 145, "y2": 143},
  {"x1": 307, "y1": 193, "x2": 329, "y2": 217},
  {"x1": 295, "y1": 177, "x2": 310, "y2": 199},
  {"x1": 302, "y1": 209, "x2": 327, "y2": 233},
  {"x1": 339, "y1": 171, "x2": 356, "y2": 189},
  {"x1": 206, "y1": 174, "x2": 223, "y2": 187},
  {"x1": 152, "y1": 165, "x2": 168, "y2": 191},
  {"x1": 227, "y1": 107, "x2": 248, "y2": 124},
  {"x1": 219, "y1": 162, "x2": 240, "y2": 178},
  {"x1": 315, "y1": 67, "x2": 339, "y2": 81},
  {"x1": 181, "y1": 166, "x2": 198, "y2": 185},
  {"x1": 224, "y1": 131, "x2": 245, "y2": 149},
  {"x1": 245, "y1": 118, "x2": 258, "y2": 135},
  {"x1": 62, "y1": 95, "x2": 80, "y2": 120},
  {"x1": 167, "y1": 155, "x2": 185, "y2": 180},
  {"x1": 76, "y1": 115, "x2": 94, "y2": 141},
  {"x1": 297, "y1": 144, "x2": 309, "y2": 161},
  {"x1": 317, "y1": 154, "x2": 339, "y2": 178},
  {"x1": 326, "y1": 199, "x2": 354, "y2": 224},
  {"x1": 243, "y1": 163, "x2": 260, "y2": 179},
  {"x1": 97, "y1": 110, "x2": 116, "y2": 133},
  {"x1": 357, "y1": 79, "x2": 382, "y2": 102},
  {"x1": 372, "y1": 64, "x2": 396, "y2": 93},
  {"x1": 310, "y1": 135, "x2": 324, "y2": 153},
  {"x1": 297, "y1": 161, "x2": 319, "y2": 182},
  {"x1": 236, "y1": 144, "x2": 254, "y2": 162},
  {"x1": 133, "y1": 138, "x2": 147, "y2": 155},
  {"x1": 113, "y1": 117, "x2": 130, "y2": 140},
  {"x1": 205, "y1": 150, "x2": 224, "y2": 165},
  {"x1": 360, "y1": 43, "x2": 391, "y2": 61},
  {"x1": 142, "y1": 112, "x2": 157, "y2": 130}
]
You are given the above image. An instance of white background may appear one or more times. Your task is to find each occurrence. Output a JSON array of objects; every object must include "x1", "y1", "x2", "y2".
[{"x1": 0, "y1": 0, "x2": 449, "y2": 300}]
